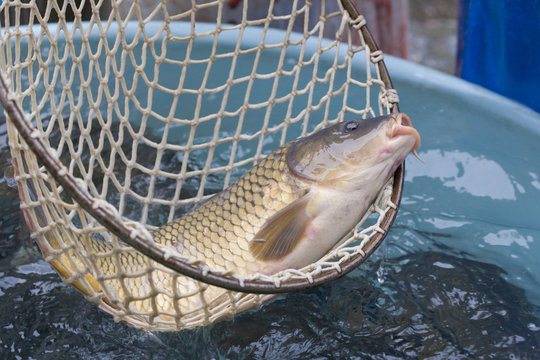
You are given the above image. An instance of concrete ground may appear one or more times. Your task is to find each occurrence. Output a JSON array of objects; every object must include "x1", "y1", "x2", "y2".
[{"x1": 408, "y1": 0, "x2": 459, "y2": 74}]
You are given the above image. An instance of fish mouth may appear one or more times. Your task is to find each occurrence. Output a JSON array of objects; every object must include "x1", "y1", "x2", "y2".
[{"x1": 390, "y1": 113, "x2": 421, "y2": 151}]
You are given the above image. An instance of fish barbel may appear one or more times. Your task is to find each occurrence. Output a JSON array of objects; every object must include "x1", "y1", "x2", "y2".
[{"x1": 18, "y1": 113, "x2": 420, "y2": 328}]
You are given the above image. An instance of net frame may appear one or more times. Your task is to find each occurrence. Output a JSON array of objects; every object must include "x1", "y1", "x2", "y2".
[{"x1": 1, "y1": 0, "x2": 404, "y2": 330}]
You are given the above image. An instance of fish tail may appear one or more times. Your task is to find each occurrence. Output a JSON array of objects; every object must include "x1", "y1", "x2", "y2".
[
  {"x1": 11, "y1": 158, "x2": 102, "y2": 296},
  {"x1": 11, "y1": 160, "x2": 247, "y2": 327}
]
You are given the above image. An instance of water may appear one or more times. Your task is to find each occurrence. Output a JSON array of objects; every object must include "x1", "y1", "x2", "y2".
[
  {"x1": 2, "y1": 91, "x2": 540, "y2": 358},
  {"x1": 1, "y1": 24, "x2": 540, "y2": 358}
]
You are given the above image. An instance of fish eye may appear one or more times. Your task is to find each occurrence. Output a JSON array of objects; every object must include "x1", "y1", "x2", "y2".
[{"x1": 344, "y1": 121, "x2": 359, "y2": 132}]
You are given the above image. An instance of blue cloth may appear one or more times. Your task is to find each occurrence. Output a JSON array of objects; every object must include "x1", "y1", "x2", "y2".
[{"x1": 457, "y1": 0, "x2": 540, "y2": 112}]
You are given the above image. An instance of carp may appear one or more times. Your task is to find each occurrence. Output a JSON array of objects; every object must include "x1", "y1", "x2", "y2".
[
  {"x1": 152, "y1": 113, "x2": 420, "y2": 275},
  {"x1": 17, "y1": 113, "x2": 420, "y2": 329}
]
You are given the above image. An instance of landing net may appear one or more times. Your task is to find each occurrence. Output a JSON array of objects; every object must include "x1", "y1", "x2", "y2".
[{"x1": 1, "y1": 0, "x2": 403, "y2": 331}]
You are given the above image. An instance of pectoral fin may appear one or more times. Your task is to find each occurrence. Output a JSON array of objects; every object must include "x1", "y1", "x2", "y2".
[{"x1": 249, "y1": 193, "x2": 314, "y2": 261}]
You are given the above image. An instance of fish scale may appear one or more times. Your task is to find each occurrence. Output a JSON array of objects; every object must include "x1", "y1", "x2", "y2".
[
  {"x1": 78, "y1": 144, "x2": 310, "y2": 321},
  {"x1": 154, "y1": 143, "x2": 308, "y2": 275}
]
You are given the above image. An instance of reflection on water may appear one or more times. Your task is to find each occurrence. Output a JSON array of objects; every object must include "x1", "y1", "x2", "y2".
[
  {"x1": 483, "y1": 229, "x2": 533, "y2": 249},
  {"x1": 406, "y1": 149, "x2": 517, "y2": 200}
]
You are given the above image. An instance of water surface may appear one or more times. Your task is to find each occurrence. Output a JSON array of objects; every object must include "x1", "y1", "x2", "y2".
[{"x1": 1, "y1": 53, "x2": 540, "y2": 358}]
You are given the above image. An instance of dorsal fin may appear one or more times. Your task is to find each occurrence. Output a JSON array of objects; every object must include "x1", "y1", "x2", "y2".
[
  {"x1": 190, "y1": 192, "x2": 219, "y2": 212},
  {"x1": 249, "y1": 192, "x2": 313, "y2": 261}
]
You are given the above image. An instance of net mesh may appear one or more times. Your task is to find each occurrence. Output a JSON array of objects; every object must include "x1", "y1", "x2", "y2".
[{"x1": 1, "y1": 0, "x2": 400, "y2": 331}]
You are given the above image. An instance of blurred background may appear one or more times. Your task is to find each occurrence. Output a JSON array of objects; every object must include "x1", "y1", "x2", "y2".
[
  {"x1": 408, "y1": 0, "x2": 457, "y2": 74},
  {"x1": 2, "y1": 0, "x2": 538, "y2": 121}
]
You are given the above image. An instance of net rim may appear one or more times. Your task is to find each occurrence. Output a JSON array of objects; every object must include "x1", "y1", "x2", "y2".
[{"x1": 0, "y1": 0, "x2": 404, "y2": 294}]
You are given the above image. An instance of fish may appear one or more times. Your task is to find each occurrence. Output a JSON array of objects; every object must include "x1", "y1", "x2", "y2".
[
  {"x1": 151, "y1": 112, "x2": 420, "y2": 275},
  {"x1": 15, "y1": 113, "x2": 420, "y2": 329}
]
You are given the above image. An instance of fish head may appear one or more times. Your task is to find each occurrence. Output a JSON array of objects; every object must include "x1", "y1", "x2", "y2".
[{"x1": 287, "y1": 113, "x2": 420, "y2": 186}]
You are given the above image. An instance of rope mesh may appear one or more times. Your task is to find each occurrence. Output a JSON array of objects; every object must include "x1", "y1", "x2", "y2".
[{"x1": 2, "y1": 0, "x2": 399, "y2": 331}]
